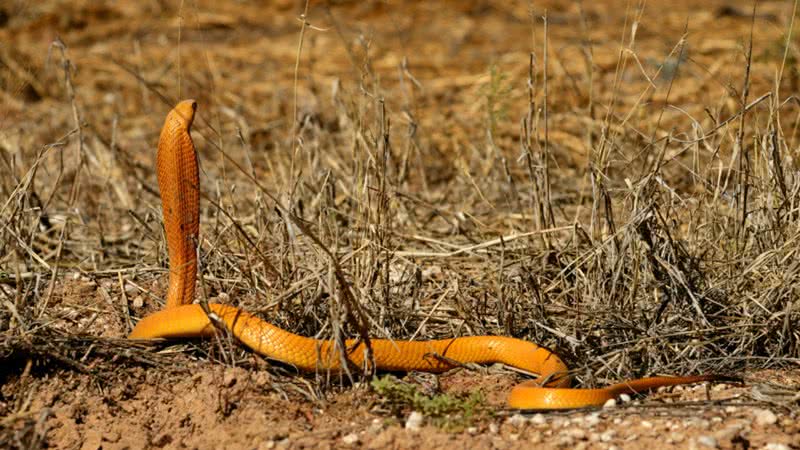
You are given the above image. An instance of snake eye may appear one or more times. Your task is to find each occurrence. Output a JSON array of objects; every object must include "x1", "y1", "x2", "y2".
[{"x1": 191, "y1": 101, "x2": 197, "y2": 111}]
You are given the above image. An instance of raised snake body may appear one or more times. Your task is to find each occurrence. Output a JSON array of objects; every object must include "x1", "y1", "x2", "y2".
[{"x1": 129, "y1": 100, "x2": 727, "y2": 410}]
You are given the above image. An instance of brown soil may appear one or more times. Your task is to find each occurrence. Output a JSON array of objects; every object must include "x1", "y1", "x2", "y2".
[{"x1": 9, "y1": 365, "x2": 800, "y2": 449}]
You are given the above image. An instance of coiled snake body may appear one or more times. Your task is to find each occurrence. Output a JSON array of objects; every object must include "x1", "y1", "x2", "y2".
[{"x1": 129, "y1": 100, "x2": 726, "y2": 410}]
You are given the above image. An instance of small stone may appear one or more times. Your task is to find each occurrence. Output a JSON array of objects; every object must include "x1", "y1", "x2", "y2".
[
  {"x1": 619, "y1": 393, "x2": 631, "y2": 403},
  {"x1": 341, "y1": 433, "x2": 359, "y2": 445},
  {"x1": 507, "y1": 414, "x2": 527, "y2": 427},
  {"x1": 466, "y1": 427, "x2": 478, "y2": 435},
  {"x1": 715, "y1": 424, "x2": 744, "y2": 441},
  {"x1": 568, "y1": 429, "x2": 587, "y2": 440},
  {"x1": 509, "y1": 433, "x2": 519, "y2": 441},
  {"x1": 405, "y1": 411, "x2": 423, "y2": 431},
  {"x1": 697, "y1": 435, "x2": 718, "y2": 448},
  {"x1": 585, "y1": 413, "x2": 600, "y2": 427},
  {"x1": 369, "y1": 418, "x2": 383, "y2": 434},
  {"x1": 600, "y1": 430, "x2": 615, "y2": 442},
  {"x1": 603, "y1": 398, "x2": 617, "y2": 409},
  {"x1": 558, "y1": 436, "x2": 574, "y2": 447},
  {"x1": 670, "y1": 433, "x2": 684, "y2": 443},
  {"x1": 725, "y1": 406, "x2": 738, "y2": 413},
  {"x1": 762, "y1": 444, "x2": 790, "y2": 450},
  {"x1": 132, "y1": 295, "x2": 144, "y2": 308},
  {"x1": 641, "y1": 420, "x2": 653, "y2": 428},
  {"x1": 754, "y1": 409, "x2": 778, "y2": 426},
  {"x1": 489, "y1": 423, "x2": 499, "y2": 434},
  {"x1": 530, "y1": 413, "x2": 546, "y2": 425}
]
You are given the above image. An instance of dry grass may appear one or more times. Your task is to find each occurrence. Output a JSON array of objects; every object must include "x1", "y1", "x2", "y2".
[{"x1": 2, "y1": 0, "x2": 800, "y2": 444}]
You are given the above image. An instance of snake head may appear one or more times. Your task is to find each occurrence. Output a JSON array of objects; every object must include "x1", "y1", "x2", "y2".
[{"x1": 170, "y1": 99, "x2": 198, "y2": 130}]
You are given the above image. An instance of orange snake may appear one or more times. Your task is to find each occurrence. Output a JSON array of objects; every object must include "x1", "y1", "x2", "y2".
[{"x1": 129, "y1": 100, "x2": 727, "y2": 410}]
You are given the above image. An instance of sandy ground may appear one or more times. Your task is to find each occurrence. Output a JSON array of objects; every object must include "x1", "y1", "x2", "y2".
[{"x1": 14, "y1": 363, "x2": 800, "y2": 449}]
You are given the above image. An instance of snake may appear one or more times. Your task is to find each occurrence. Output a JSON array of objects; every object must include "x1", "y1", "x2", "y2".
[{"x1": 129, "y1": 100, "x2": 728, "y2": 410}]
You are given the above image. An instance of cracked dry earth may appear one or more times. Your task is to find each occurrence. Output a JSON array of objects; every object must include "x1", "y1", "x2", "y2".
[{"x1": 7, "y1": 361, "x2": 799, "y2": 450}]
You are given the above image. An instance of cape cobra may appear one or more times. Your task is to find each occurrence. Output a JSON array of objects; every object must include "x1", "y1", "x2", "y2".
[{"x1": 129, "y1": 99, "x2": 729, "y2": 410}]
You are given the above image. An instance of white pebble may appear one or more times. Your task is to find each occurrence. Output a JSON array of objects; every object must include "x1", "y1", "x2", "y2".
[
  {"x1": 341, "y1": 433, "x2": 359, "y2": 445},
  {"x1": 603, "y1": 398, "x2": 617, "y2": 409},
  {"x1": 668, "y1": 432, "x2": 685, "y2": 444},
  {"x1": 489, "y1": 423, "x2": 499, "y2": 434},
  {"x1": 754, "y1": 409, "x2": 778, "y2": 426},
  {"x1": 762, "y1": 444, "x2": 790, "y2": 450},
  {"x1": 568, "y1": 428, "x2": 587, "y2": 440},
  {"x1": 369, "y1": 418, "x2": 383, "y2": 434},
  {"x1": 530, "y1": 413, "x2": 546, "y2": 425},
  {"x1": 619, "y1": 393, "x2": 631, "y2": 403},
  {"x1": 697, "y1": 435, "x2": 718, "y2": 448},
  {"x1": 405, "y1": 411, "x2": 423, "y2": 431},
  {"x1": 507, "y1": 413, "x2": 527, "y2": 427}
]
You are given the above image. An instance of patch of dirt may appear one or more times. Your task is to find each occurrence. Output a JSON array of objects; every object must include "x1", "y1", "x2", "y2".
[{"x1": 5, "y1": 364, "x2": 799, "y2": 449}]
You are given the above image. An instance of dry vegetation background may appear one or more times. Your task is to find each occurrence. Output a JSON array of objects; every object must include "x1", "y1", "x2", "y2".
[{"x1": 1, "y1": 0, "x2": 800, "y2": 448}]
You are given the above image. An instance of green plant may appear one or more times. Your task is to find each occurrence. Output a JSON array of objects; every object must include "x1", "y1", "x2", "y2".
[{"x1": 371, "y1": 375, "x2": 486, "y2": 429}]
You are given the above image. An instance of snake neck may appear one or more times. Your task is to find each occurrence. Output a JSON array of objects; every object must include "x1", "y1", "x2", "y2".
[{"x1": 158, "y1": 100, "x2": 199, "y2": 308}]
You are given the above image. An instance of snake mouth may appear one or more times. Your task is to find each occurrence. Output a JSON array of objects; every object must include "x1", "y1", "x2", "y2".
[{"x1": 171, "y1": 99, "x2": 197, "y2": 128}]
